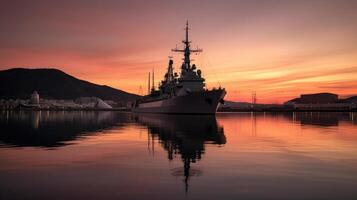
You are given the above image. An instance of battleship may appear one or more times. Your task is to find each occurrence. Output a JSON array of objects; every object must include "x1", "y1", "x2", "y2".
[{"x1": 132, "y1": 22, "x2": 226, "y2": 114}]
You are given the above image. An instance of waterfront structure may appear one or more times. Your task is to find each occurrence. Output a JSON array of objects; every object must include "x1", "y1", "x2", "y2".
[
  {"x1": 132, "y1": 22, "x2": 226, "y2": 114},
  {"x1": 30, "y1": 91, "x2": 40, "y2": 105},
  {"x1": 285, "y1": 93, "x2": 338, "y2": 104},
  {"x1": 95, "y1": 99, "x2": 112, "y2": 109},
  {"x1": 300, "y1": 93, "x2": 338, "y2": 104},
  {"x1": 284, "y1": 92, "x2": 355, "y2": 110}
]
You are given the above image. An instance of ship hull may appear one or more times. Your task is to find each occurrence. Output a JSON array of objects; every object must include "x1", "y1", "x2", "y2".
[{"x1": 132, "y1": 89, "x2": 226, "y2": 114}]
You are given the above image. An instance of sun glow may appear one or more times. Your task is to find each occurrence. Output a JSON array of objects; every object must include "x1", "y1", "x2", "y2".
[{"x1": 1, "y1": 0, "x2": 357, "y2": 103}]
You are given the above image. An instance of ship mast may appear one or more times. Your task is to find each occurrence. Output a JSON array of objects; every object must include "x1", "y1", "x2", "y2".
[
  {"x1": 152, "y1": 69, "x2": 155, "y2": 91},
  {"x1": 148, "y1": 72, "x2": 151, "y2": 94},
  {"x1": 172, "y1": 21, "x2": 202, "y2": 69}
]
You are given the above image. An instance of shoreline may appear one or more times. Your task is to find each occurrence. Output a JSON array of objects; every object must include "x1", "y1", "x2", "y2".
[
  {"x1": 218, "y1": 108, "x2": 357, "y2": 112},
  {"x1": 0, "y1": 108, "x2": 356, "y2": 112}
]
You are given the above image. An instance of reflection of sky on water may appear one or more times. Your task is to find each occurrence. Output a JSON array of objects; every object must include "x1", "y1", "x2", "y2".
[{"x1": 0, "y1": 111, "x2": 357, "y2": 200}]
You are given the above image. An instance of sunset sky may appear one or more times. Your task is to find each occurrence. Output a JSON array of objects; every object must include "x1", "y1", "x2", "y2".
[{"x1": 1, "y1": 0, "x2": 357, "y2": 103}]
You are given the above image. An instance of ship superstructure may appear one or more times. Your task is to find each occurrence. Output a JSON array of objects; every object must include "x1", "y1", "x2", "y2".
[{"x1": 132, "y1": 22, "x2": 226, "y2": 114}]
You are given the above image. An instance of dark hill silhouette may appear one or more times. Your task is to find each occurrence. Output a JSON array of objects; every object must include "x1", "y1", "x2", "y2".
[
  {"x1": 341, "y1": 96, "x2": 357, "y2": 103},
  {"x1": 0, "y1": 68, "x2": 140, "y2": 102}
]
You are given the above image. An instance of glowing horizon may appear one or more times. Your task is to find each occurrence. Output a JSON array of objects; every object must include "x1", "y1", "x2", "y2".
[{"x1": 1, "y1": 0, "x2": 357, "y2": 103}]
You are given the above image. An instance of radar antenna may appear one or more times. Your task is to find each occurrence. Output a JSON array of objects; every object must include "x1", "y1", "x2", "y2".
[{"x1": 172, "y1": 20, "x2": 202, "y2": 68}]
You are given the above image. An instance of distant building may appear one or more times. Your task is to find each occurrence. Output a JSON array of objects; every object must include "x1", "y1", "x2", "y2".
[
  {"x1": 95, "y1": 99, "x2": 112, "y2": 109},
  {"x1": 75, "y1": 97, "x2": 113, "y2": 109},
  {"x1": 284, "y1": 92, "x2": 353, "y2": 110},
  {"x1": 300, "y1": 93, "x2": 338, "y2": 104},
  {"x1": 30, "y1": 91, "x2": 40, "y2": 105},
  {"x1": 285, "y1": 93, "x2": 338, "y2": 105}
]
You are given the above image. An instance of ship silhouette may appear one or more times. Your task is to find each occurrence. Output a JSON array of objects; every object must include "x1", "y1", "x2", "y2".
[{"x1": 132, "y1": 21, "x2": 226, "y2": 114}]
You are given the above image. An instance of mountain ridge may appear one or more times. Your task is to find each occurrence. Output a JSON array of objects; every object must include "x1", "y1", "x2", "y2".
[{"x1": 0, "y1": 68, "x2": 140, "y2": 102}]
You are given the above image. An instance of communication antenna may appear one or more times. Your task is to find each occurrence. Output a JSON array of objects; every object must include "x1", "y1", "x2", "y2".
[
  {"x1": 152, "y1": 68, "x2": 155, "y2": 90},
  {"x1": 252, "y1": 92, "x2": 257, "y2": 105},
  {"x1": 171, "y1": 20, "x2": 202, "y2": 67},
  {"x1": 138, "y1": 85, "x2": 143, "y2": 96},
  {"x1": 148, "y1": 72, "x2": 151, "y2": 94}
]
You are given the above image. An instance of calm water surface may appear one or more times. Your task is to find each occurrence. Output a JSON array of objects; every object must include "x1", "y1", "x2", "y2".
[{"x1": 0, "y1": 111, "x2": 357, "y2": 200}]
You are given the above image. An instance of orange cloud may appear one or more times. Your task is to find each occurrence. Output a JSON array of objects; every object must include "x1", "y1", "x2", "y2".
[{"x1": 1, "y1": 0, "x2": 357, "y2": 103}]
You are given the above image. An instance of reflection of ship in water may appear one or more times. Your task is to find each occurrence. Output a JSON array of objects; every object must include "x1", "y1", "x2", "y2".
[
  {"x1": 134, "y1": 114, "x2": 226, "y2": 192},
  {"x1": 0, "y1": 111, "x2": 132, "y2": 148}
]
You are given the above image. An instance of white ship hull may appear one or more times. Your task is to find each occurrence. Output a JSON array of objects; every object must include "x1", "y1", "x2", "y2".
[{"x1": 132, "y1": 89, "x2": 226, "y2": 114}]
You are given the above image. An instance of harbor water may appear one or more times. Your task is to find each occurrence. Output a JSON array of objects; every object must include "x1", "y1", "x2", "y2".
[{"x1": 1, "y1": 111, "x2": 357, "y2": 200}]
